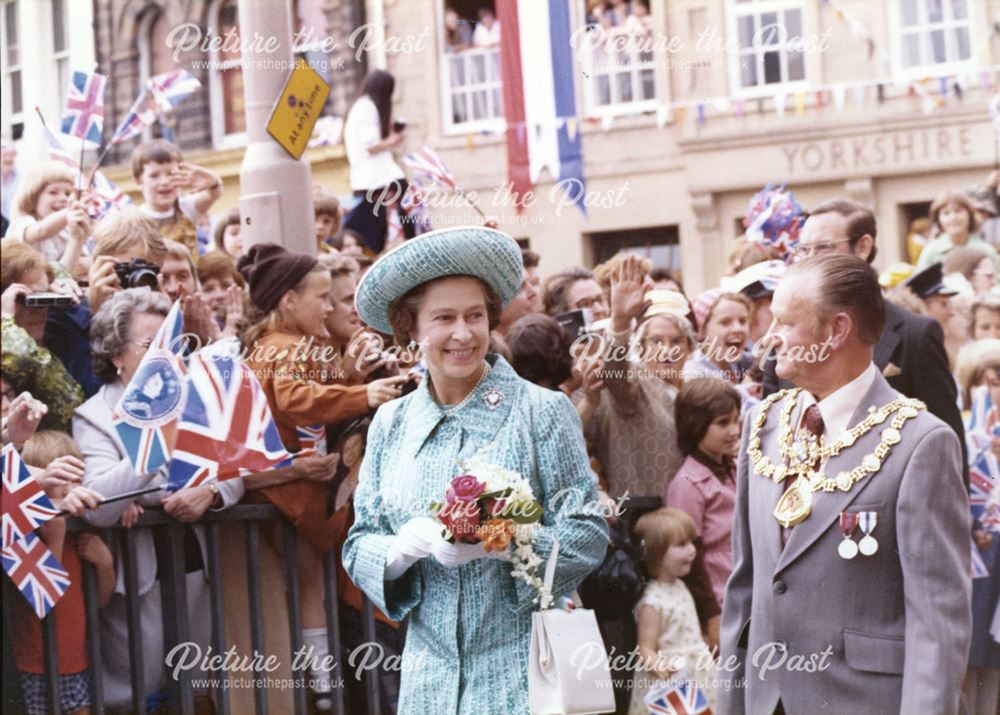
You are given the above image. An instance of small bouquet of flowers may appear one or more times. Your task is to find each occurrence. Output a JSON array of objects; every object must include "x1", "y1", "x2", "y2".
[{"x1": 430, "y1": 461, "x2": 553, "y2": 607}]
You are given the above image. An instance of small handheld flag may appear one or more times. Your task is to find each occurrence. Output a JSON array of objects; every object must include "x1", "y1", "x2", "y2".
[
  {"x1": 112, "y1": 301, "x2": 187, "y2": 475},
  {"x1": 404, "y1": 146, "x2": 458, "y2": 191},
  {"x1": 147, "y1": 69, "x2": 202, "y2": 113},
  {"x1": 2, "y1": 532, "x2": 70, "y2": 619},
  {"x1": 61, "y1": 70, "x2": 107, "y2": 145},
  {"x1": 645, "y1": 679, "x2": 712, "y2": 715},
  {"x1": 2, "y1": 445, "x2": 58, "y2": 550},
  {"x1": 166, "y1": 348, "x2": 294, "y2": 491}
]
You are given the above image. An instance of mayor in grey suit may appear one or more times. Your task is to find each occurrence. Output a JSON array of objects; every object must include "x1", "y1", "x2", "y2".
[{"x1": 719, "y1": 255, "x2": 971, "y2": 714}]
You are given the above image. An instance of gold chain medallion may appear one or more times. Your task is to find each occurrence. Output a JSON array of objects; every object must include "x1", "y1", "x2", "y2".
[{"x1": 747, "y1": 389, "x2": 924, "y2": 526}]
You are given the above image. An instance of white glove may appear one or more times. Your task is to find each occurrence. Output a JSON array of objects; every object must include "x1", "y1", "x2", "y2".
[
  {"x1": 430, "y1": 539, "x2": 495, "y2": 568},
  {"x1": 384, "y1": 517, "x2": 442, "y2": 580}
]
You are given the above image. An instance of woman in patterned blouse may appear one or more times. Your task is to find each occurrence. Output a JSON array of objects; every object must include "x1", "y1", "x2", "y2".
[{"x1": 0, "y1": 239, "x2": 83, "y2": 433}]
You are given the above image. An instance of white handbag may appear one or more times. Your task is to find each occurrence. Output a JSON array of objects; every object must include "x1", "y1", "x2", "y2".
[{"x1": 528, "y1": 538, "x2": 617, "y2": 715}]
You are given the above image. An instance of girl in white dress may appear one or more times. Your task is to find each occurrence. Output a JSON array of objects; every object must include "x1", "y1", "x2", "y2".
[{"x1": 629, "y1": 507, "x2": 717, "y2": 714}]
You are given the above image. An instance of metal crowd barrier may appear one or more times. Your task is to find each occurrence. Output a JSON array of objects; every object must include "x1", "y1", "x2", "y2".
[{"x1": 1, "y1": 504, "x2": 386, "y2": 715}]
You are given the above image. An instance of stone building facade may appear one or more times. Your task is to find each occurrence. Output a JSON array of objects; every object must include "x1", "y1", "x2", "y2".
[{"x1": 375, "y1": 0, "x2": 999, "y2": 293}]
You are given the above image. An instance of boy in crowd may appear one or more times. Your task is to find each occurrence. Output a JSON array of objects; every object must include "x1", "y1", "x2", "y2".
[
  {"x1": 132, "y1": 139, "x2": 224, "y2": 257},
  {"x1": 314, "y1": 188, "x2": 342, "y2": 253}
]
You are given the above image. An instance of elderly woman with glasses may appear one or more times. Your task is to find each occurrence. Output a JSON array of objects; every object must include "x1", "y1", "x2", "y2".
[{"x1": 72, "y1": 287, "x2": 243, "y2": 711}]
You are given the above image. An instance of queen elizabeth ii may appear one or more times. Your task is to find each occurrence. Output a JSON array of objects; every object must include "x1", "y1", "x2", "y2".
[{"x1": 343, "y1": 227, "x2": 609, "y2": 713}]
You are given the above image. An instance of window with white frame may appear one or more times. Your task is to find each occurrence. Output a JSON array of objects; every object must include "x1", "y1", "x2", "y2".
[
  {"x1": 579, "y1": 0, "x2": 657, "y2": 116},
  {"x1": 1, "y1": 1, "x2": 23, "y2": 135},
  {"x1": 728, "y1": 0, "x2": 807, "y2": 93},
  {"x1": 51, "y1": 0, "x2": 69, "y2": 102},
  {"x1": 208, "y1": 0, "x2": 246, "y2": 148},
  {"x1": 439, "y1": 1, "x2": 504, "y2": 133},
  {"x1": 896, "y1": 0, "x2": 972, "y2": 73}
]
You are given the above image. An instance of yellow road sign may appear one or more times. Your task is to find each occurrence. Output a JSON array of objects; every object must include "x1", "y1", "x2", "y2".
[{"x1": 266, "y1": 59, "x2": 331, "y2": 160}]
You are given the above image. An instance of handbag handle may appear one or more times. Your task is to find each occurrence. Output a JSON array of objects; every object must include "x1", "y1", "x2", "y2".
[
  {"x1": 543, "y1": 536, "x2": 560, "y2": 600},
  {"x1": 542, "y1": 537, "x2": 586, "y2": 610}
]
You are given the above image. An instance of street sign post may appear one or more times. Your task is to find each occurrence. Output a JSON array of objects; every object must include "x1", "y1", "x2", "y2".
[{"x1": 266, "y1": 59, "x2": 331, "y2": 161}]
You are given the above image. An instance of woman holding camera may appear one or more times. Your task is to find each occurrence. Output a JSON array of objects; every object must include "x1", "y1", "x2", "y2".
[
  {"x1": 342, "y1": 69, "x2": 413, "y2": 255},
  {"x1": 1, "y1": 239, "x2": 83, "y2": 432}
]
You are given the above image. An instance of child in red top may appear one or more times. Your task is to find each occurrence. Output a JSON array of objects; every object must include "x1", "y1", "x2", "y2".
[{"x1": 13, "y1": 430, "x2": 114, "y2": 715}]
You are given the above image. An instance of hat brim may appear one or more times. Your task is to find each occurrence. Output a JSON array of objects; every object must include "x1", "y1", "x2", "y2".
[
  {"x1": 740, "y1": 280, "x2": 774, "y2": 301},
  {"x1": 355, "y1": 226, "x2": 524, "y2": 335}
]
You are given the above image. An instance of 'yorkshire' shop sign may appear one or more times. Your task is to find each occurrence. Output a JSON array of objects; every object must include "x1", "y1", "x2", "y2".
[{"x1": 780, "y1": 124, "x2": 978, "y2": 176}]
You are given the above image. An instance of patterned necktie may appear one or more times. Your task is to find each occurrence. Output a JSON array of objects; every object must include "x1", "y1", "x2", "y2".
[{"x1": 802, "y1": 404, "x2": 825, "y2": 442}]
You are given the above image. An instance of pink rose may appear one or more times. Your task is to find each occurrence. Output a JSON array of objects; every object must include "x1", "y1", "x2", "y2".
[
  {"x1": 437, "y1": 499, "x2": 482, "y2": 542},
  {"x1": 446, "y1": 475, "x2": 486, "y2": 503}
]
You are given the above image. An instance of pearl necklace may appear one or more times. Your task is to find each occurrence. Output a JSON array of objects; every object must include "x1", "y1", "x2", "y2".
[{"x1": 432, "y1": 362, "x2": 491, "y2": 415}]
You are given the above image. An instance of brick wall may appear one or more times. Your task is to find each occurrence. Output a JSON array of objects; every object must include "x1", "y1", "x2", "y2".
[{"x1": 92, "y1": 0, "x2": 365, "y2": 170}]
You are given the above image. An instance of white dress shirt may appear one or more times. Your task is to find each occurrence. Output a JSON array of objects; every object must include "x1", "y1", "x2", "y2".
[{"x1": 800, "y1": 361, "x2": 879, "y2": 443}]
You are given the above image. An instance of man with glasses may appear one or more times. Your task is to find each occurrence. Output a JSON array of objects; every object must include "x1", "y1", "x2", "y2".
[{"x1": 761, "y1": 198, "x2": 966, "y2": 481}]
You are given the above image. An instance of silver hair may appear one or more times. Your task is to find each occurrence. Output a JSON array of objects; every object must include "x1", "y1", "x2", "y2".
[
  {"x1": 637, "y1": 311, "x2": 695, "y2": 350},
  {"x1": 90, "y1": 288, "x2": 172, "y2": 383}
]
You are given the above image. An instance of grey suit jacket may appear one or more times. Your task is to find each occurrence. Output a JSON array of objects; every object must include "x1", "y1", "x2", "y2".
[
  {"x1": 719, "y1": 372, "x2": 970, "y2": 714},
  {"x1": 72, "y1": 381, "x2": 244, "y2": 595}
]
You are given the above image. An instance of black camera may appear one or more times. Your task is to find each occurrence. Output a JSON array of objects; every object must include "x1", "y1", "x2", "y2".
[
  {"x1": 114, "y1": 259, "x2": 160, "y2": 290},
  {"x1": 554, "y1": 308, "x2": 594, "y2": 340}
]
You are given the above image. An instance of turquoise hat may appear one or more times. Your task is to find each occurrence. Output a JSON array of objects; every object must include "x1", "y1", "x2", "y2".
[{"x1": 355, "y1": 226, "x2": 524, "y2": 335}]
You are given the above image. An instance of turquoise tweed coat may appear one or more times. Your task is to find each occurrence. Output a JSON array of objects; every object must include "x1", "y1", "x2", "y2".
[{"x1": 343, "y1": 354, "x2": 609, "y2": 714}]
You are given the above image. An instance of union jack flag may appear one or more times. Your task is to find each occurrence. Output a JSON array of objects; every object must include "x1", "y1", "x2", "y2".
[
  {"x1": 166, "y1": 351, "x2": 294, "y2": 492},
  {"x1": 41, "y1": 122, "x2": 77, "y2": 169},
  {"x1": 403, "y1": 146, "x2": 458, "y2": 191},
  {"x1": 972, "y1": 540, "x2": 990, "y2": 579},
  {"x1": 110, "y1": 88, "x2": 159, "y2": 146},
  {"x1": 401, "y1": 183, "x2": 433, "y2": 236},
  {"x1": 965, "y1": 385, "x2": 1000, "y2": 531},
  {"x1": 147, "y1": 69, "x2": 201, "y2": 113},
  {"x1": 645, "y1": 679, "x2": 712, "y2": 715},
  {"x1": 90, "y1": 169, "x2": 132, "y2": 218},
  {"x1": 2, "y1": 532, "x2": 70, "y2": 619},
  {"x1": 296, "y1": 425, "x2": 327, "y2": 456},
  {"x1": 110, "y1": 69, "x2": 201, "y2": 146},
  {"x1": 39, "y1": 120, "x2": 130, "y2": 226},
  {"x1": 61, "y1": 70, "x2": 107, "y2": 145},
  {"x1": 113, "y1": 301, "x2": 187, "y2": 475},
  {"x1": 971, "y1": 466, "x2": 994, "y2": 520},
  {"x1": 2, "y1": 445, "x2": 58, "y2": 550}
]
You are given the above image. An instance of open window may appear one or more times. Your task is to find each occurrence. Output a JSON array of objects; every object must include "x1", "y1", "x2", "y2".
[
  {"x1": 579, "y1": 0, "x2": 657, "y2": 117},
  {"x1": 439, "y1": 1, "x2": 505, "y2": 134}
]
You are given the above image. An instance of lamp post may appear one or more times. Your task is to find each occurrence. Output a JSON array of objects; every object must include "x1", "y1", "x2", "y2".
[{"x1": 237, "y1": 0, "x2": 315, "y2": 255}]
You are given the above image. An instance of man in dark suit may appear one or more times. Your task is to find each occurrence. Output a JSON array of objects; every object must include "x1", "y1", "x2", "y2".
[{"x1": 761, "y1": 198, "x2": 967, "y2": 480}]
